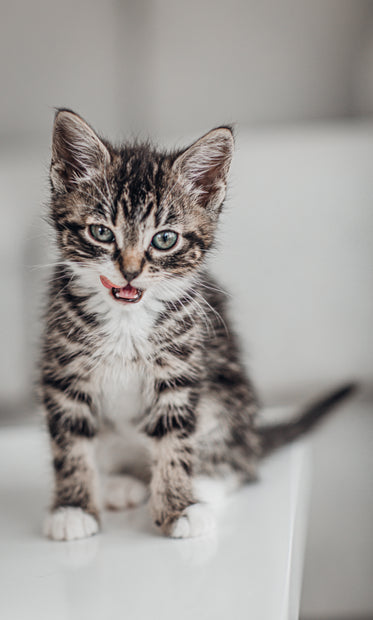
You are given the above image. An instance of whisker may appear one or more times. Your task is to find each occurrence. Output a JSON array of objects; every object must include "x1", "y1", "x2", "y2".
[
  {"x1": 195, "y1": 277, "x2": 231, "y2": 298},
  {"x1": 192, "y1": 289, "x2": 229, "y2": 335},
  {"x1": 155, "y1": 278, "x2": 215, "y2": 338}
]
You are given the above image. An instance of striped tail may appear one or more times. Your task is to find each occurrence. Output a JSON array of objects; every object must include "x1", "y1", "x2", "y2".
[{"x1": 258, "y1": 383, "x2": 357, "y2": 457}]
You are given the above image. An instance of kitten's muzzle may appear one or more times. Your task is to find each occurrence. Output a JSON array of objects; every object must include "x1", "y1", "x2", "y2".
[{"x1": 100, "y1": 275, "x2": 144, "y2": 304}]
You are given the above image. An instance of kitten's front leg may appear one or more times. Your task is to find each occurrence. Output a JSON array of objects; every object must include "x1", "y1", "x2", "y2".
[
  {"x1": 42, "y1": 385, "x2": 100, "y2": 541},
  {"x1": 146, "y1": 387, "x2": 214, "y2": 538}
]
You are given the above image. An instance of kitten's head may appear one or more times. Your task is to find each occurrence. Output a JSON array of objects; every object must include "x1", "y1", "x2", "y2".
[{"x1": 49, "y1": 109, "x2": 233, "y2": 307}]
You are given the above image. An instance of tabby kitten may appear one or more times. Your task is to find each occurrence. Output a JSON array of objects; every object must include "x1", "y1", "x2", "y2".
[{"x1": 41, "y1": 110, "x2": 353, "y2": 540}]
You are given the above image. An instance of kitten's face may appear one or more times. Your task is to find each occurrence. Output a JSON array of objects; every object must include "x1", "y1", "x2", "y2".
[{"x1": 50, "y1": 110, "x2": 233, "y2": 307}]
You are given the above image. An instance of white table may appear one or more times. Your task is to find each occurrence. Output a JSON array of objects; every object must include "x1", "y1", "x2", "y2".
[{"x1": 0, "y1": 424, "x2": 311, "y2": 620}]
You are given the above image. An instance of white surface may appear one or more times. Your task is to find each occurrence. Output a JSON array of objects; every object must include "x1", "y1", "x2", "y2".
[{"x1": 0, "y1": 425, "x2": 310, "y2": 620}]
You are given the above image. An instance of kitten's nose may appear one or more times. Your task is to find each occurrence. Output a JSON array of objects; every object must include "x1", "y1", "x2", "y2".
[
  {"x1": 122, "y1": 268, "x2": 141, "y2": 283},
  {"x1": 119, "y1": 249, "x2": 144, "y2": 283}
]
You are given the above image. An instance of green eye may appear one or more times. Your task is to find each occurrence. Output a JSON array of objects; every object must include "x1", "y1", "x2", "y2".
[
  {"x1": 89, "y1": 224, "x2": 114, "y2": 243},
  {"x1": 151, "y1": 230, "x2": 178, "y2": 251}
]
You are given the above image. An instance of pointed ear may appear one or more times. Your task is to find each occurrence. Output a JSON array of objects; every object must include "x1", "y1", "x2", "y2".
[
  {"x1": 172, "y1": 127, "x2": 234, "y2": 213},
  {"x1": 50, "y1": 109, "x2": 110, "y2": 192}
]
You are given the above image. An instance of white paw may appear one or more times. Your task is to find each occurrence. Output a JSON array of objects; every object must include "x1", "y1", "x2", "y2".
[
  {"x1": 170, "y1": 504, "x2": 216, "y2": 539},
  {"x1": 104, "y1": 475, "x2": 148, "y2": 510},
  {"x1": 44, "y1": 507, "x2": 99, "y2": 541}
]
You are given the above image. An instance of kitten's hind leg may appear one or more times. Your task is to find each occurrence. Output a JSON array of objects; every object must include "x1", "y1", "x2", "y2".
[{"x1": 103, "y1": 474, "x2": 149, "y2": 511}]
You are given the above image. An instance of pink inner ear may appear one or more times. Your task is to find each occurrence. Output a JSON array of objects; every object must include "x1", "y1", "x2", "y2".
[
  {"x1": 192, "y1": 152, "x2": 229, "y2": 193},
  {"x1": 52, "y1": 111, "x2": 110, "y2": 190},
  {"x1": 174, "y1": 129, "x2": 233, "y2": 209}
]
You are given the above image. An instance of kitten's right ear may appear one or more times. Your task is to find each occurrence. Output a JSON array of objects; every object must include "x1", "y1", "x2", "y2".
[{"x1": 50, "y1": 109, "x2": 110, "y2": 192}]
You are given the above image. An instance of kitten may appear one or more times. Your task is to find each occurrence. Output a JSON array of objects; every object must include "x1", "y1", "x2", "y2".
[{"x1": 41, "y1": 109, "x2": 354, "y2": 541}]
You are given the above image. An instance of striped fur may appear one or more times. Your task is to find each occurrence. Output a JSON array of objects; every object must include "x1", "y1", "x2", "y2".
[{"x1": 41, "y1": 110, "x2": 353, "y2": 540}]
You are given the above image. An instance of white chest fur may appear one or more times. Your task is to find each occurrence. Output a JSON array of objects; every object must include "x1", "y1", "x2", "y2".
[
  {"x1": 92, "y1": 296, "x2": 158, "y2": 432},
  {"x1": 98, "y1": 362, "x2": 151, "y2": 426},
  {"x1": 94, "y1": 312, "x2": 156, "y2": 475},
  {"x1": 95, "y1": 362, "x2": 153, "y2": 475}
]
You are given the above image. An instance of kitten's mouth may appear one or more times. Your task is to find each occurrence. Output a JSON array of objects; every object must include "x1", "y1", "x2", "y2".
[{"x1": 99, "y1": 275, "x2": 143, "y2": 304}]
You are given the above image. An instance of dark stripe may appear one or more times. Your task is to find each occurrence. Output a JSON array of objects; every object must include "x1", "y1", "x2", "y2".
[
  {"x1": 112, "y1": 179, "x2": 128, "y2": 223},
  {"x1": 213, "y1": 371, "x2": 244, "y2": 387},
  {"x1": 164, "y1": 291, "x2": 196, "y2": 313},
  {"x1": 163, "y1": 207, "x2": 178, "y2": 226},
  {"x1": 154, "y1": 157, "x2": 165, "y2": 207},
  {"x1": 95, "y1": 202, "x2": 107, "y2": 218},
  {"x1": 52, "y1": 490, "x2": 93, "y2": 514},
  {"x1": 62, "y1": 288, "x2": 100, "y2": 327},
  {"x1": 160, "y1": 342, "x2": 193, "y2": 359},
  {"x1": 53, "y1": 347, "x2": 82, "y2": 366},
  {"x1": 66, "y1": 232, "x2": 108, "y2": 260},
  {"x1": 46, "y1": 407, "x2": 96, "y2": 445},
  {"x1": 53, "y1": 455, "x2": 78, "y2": 478},
  {"x1": 43, "y1": 375, "x2": 92, "y2": 407},
  {"x1": 140, "y1": 200, "x2": 154, "y2": 222},
  {"x1": 121, "y1": 198, "x2": 129, "y2": 219},
  {"x1": 55, "y1": 220, "x2": 85, "y2": 234},
  {"x1": 166, "y1": 315, "x2": 195, "y2": 336},
  {"x1": 43, "y1": 373, "x2": 77, "y2": 392},
  {"x1": 53, "y1": 319, "x2": 92, "y2": 346},
  {"x1": 155, "y1": 375, "x2": 197, "y2": 393},
  {"x1": 180, "y1": 458, "x2": 192, "y2": 476},
  {"x1": 155, "y1": 315, "x2": 195, "y2": 340},
  {"x1": 169, "y1": 456, "x2": 193, "y2": 476},
  {"x1": 53, "y1": 456, "x2": 66, "y2": 472},
  {"x1": 146, "y1": 409, "x2": 196, "y2": 439},
  {"x1": 183, "y1": 231, "x2": 206, "y2": 250},
  {"x1": 154, "y1": 201, "x2": 164, "y2": 227},
  {"x1": 154, "y1": 356, "x2": 167, "y2": 367},
  {"x1": 112, "y1": 248, "x2": 121, "y2": 262},
  {"x1": 117, "y1": 252, "x2": 125, "y2": 277}
]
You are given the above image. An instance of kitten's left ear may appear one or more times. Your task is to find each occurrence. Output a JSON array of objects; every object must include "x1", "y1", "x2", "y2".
[
  {"x1": 50, "y1": 109, "x2": 110, "y2": 192},
  {"x1": 172, "y1": 127, "x2": 234, "y2": 213}
]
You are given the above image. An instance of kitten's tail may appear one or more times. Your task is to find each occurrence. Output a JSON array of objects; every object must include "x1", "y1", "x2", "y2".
[{"x1": 258, "y1": 383, "x2": 357, "y2": 457}]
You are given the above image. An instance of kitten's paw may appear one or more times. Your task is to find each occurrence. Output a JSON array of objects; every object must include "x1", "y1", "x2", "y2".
[
  {"x1": 44, "y1": 507, "x2": 99, "y2": 541},
  {"x1": 104, "y1": 475, "x2": 148, "y2": 511},
  {"x1": 170, "y1": 504, "x2": 216, "y2": 539}
]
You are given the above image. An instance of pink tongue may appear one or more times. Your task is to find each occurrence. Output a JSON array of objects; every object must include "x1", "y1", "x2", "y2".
[
  {"x1": 115, "y1": 284, "x2": 139, "y2": 299},
  {"x1": 99, "y1": 275, "x2": 139, "y2": 299}
]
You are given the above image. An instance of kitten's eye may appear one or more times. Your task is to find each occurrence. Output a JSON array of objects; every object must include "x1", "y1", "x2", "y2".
[
  {"x1": 151, "y1": 230, "x2": 178, "y2": 251},
  {"x1": 89, "y1": 224, "x2": 114, "y2": 243}
]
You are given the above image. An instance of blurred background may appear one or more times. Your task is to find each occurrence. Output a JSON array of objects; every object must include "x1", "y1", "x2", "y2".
[{"x1": 0, "y1": 1, "x2": 372, "y2": 618}]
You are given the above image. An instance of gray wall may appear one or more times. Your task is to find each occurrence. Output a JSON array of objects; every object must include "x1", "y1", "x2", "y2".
[
  {"x1": 118, "y1": 0, "x2": 371, "y2": 137},
  {"x1": 1, "y1": 0, "x2": 372, "y2": 143},
  {"x1": 0, "y1": 0, "x2": 119, "y2": 142}
]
